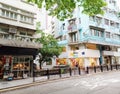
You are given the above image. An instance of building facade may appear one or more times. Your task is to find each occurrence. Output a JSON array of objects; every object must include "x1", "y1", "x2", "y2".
[
  {"x1": 56, "y1": 0, "x2": 120, "y2": 68},
  {"x1": 0, "y1": 0, "x2": 42, "y2": 79}
]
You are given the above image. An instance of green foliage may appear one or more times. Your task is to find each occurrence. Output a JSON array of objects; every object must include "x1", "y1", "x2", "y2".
[
  {"x1": 36, "y1": 30, "x2": 63, "y2": 68},
  {"x1": 27, "y1": 0, "x2": 106, "y2": 21},
  {"x1": 81, "y1": 0, "x2": 107, "y2": 16}
]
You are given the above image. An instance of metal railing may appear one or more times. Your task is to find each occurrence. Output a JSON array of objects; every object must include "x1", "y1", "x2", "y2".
[{"x1": 32, "y1": 64, "x2": 120, "y2": 82}]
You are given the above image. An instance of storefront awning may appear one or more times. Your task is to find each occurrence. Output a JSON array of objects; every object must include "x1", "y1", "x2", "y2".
[
  {"x1": 103, "y1": 51, "x2": 120, "y2": 57},
  {"x1": 68, "y1": 49, "x2": 100, "y2": 58},
  {"x1": 79, "y1": 49, "x2": 100, "y2": 58}
]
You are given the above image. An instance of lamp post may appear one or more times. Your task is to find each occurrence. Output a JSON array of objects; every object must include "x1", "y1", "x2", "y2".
[
  {"x1": 53, "y1": 55, "x2": 56, "y2": 67},
  {"x1": 33, "y1": 53, "x2": 42, "y2": 82}
]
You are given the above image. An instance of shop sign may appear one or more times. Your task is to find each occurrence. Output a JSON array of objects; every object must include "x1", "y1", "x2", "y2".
[
  {"x1": 73, "y1": 51, "x2": 78, "y2": 58},
  {"x1": 82, "y1": 52, "x2": 85, "y2": 55}
]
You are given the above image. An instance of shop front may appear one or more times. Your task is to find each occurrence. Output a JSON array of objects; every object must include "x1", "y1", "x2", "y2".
[
  {"x1": 102, "y1": 51, "x2": 120, "y2": 65},
  {"x1": 0, "y1": 46, "x2": 38, "y2": 80},
  {"x1": 68, "y1": 49, "x2": 100, "y2": 67},
  {"x1": 56, "y1": 58, "x2": 67, "y2": 65}
]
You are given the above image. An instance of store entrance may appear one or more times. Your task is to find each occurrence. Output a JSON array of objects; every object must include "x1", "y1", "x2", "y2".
[{"x1": 104, "y1": 56, "x2": 111, "y2": 65}]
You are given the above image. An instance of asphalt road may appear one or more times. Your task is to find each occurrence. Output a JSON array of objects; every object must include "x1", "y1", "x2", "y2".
[{"x1": 2, "y1": 71, "x2": 120, "y2": 94}]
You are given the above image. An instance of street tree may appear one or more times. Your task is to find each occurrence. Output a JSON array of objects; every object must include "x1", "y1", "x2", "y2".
[
  {"x1": 36, "y1": 23, "x2": 63, "y2": 69},
  {"x1": 27, "y1": 0, "x2": 106, "y2": 20}
]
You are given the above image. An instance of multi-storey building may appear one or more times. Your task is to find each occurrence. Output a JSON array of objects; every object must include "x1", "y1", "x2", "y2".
[
  {"x1": 56, "y1": 0, "x2": 120, "y2": 68},
  {"x1": 0, "y1": 0, "x2": 42, "y2": 79}
]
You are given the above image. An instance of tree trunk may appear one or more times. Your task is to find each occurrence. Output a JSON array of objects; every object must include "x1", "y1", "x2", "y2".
[
  {"x1": 39, "y1": 59, "x2": 43, "y2": 69},
  {"x1": 40, "y1": 62, "x2": 42, "y2": 69}
]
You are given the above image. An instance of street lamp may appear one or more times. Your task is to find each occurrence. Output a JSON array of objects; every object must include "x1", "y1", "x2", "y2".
[
  {"x1": 33, "y1": 53, "x2": 42, "y2": 82},
  {"x1": 53, "y1": 55, "x2": 56, "y2": 60}
]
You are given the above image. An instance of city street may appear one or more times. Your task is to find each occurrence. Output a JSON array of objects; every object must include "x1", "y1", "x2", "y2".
[{"x1": 2, "y1": 71, "x2": 120, "y2": 94}]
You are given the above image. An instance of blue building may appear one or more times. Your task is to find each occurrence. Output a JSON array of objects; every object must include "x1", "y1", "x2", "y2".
[{"x1": 56, "y1": 0, "x2": 120, "y2": 68}]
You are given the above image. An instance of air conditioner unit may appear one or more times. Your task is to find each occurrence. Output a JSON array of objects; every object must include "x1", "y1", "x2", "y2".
[{"x1": 9, "y1": 28, "x2": 17, "y2": 33}]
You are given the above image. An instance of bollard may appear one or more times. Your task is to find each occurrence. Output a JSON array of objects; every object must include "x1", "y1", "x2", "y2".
[
  {"x1": 47, "y1": 69, "x2": 50, "y2": 80},
  {"x1": 86, "y1": 67, "x2": 89, "y2": 74},
  {"x1": 116, "y1": 64, "x2": 118, "y2": 70},
  {"x1": 100, "y1": 65, "x2": 103, "y2": 72},
  {"x1": 78, "y1": 67, "x2": 81, "y2": 75},
  {"x1": 33, "y1": 70, "x2": 35, "y2": 82},
  {"x1": 106, "y1": 65, "x2": 109, "y2": 71},
  {"x1": 69, "y1": 68, "x2": 72, "y2": 76},
  {"x1": 110, "y1": 64, "x2": 113, "y2": 71},
  {"x1": 59, "y1": 68, "x2": 62, "y2": 78},
  {"x1": 94, "y1": 66, "x2": 96, "y2": 73}
]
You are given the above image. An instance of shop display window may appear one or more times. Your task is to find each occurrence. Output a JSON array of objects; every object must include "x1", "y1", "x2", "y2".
[
  {"x1": 12, "y1": 56, "x2": 33, "y2": 79},
  {"x1": 89, "y1": 58, "x2": 97, "y2": 67}
]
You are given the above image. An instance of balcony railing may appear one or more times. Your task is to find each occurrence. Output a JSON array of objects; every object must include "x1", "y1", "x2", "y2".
[
  {"x1": 68, "y1": 40, "x2": 79, "y2": 45},
  {"x1": 68, "y1": 25, "x2": 78, "y2": 33},
  {"x1": 0, "y1": 33, "x2": 41, "y2": 48}
]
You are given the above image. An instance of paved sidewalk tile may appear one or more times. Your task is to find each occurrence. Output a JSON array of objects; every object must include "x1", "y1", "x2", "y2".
[{"x1": 0, "y1": 76, "x2": 47, "y2": 89}]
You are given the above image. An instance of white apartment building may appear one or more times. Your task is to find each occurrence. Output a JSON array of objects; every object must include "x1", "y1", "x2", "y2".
[
  {"x1": 0, "y1": 0, "x2": 42, "y2": 79},
  {"x1": 56, "y1": 0, "x2": 120, "y2": 68}
]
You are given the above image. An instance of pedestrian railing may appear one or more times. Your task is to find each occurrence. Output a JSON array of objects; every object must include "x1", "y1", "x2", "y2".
[{"x1": 33, "y1": 64, "x2": 120, "y2": 82}]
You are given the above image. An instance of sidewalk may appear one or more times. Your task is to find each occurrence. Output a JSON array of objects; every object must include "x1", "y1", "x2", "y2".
[
  {"x1": 0, "y1": 76, "x2": 47, "y2": 90},
  {"x1": 0, "y1": 70, "x2": 117, "y2": 91}
]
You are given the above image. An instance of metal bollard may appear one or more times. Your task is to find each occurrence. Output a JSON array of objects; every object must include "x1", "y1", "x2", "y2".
[
  {"x1": 78, "y1": 67, "x2": 81, "y2": 75},
  {"x1": 86, "y1": 67, "x2": 89, "y2": 74},
  {"x1": 100, "y1": 65, "x2": 103, "y2": 72},
  {"x1": 59, "y1": 68, "x2": 62, "y2": 78},
  {"x1": 106, "y1": 65, "x2": 109, "y2": 71},
  {"x1": 110, "y1": 65, "x2": 113, "y2": 71},
  {"x1": 94, "y1": 66, "x2": 96, "y2": 73},
  {"x1": 47, "y1": 69, "x2": 50, "y2": 80},
  {"x1": 116, "y1": 64, "x2": 118, "y2": 70},
  {"x1": 33, "y1": 70, "x2": 35, "y2": 82},
  {"x1": 69, "y1": 68, "x2": 72, "y2": 76}
]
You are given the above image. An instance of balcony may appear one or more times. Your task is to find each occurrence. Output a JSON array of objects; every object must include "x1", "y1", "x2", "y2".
[
  {"x1": 68, "y1": 25, "x2": 78, "y2": 34},
  {"x1": 89, "y1": 20, "x2": 104, "y2": 29},
  {"x1": 0, "y1": 33, "x2": 42, "y2": 49},
  {"x1": 68, "y1": 40, "x2": 79, "y2": 45}
]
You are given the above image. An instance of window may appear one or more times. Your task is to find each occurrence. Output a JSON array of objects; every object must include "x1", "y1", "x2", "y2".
[
  {"x1": 106, "y1": 32, "x2": 110, "y2": 38},
  {"x1": 89, "y1": 16, "x2": 95, "y2": 22},
  {"x1": 98, "y1": 30, "x2": 103, "y2": 37},
  {"x1": 90, "y1": 29, "x2": 95, "y2": 36},
  {"x1": 10, "y1": 12, "x2": 13, "y2": 18},
  {"x1": 96, "y1": 17, "x2": 102, "y2": 25},
  {"x1": 0, "y1": 27, "x2": 9, "y2": 32},
  {"x1": 1, "y1": 10, "x2": 5, "y2": 16},
  {"x1": 110, "y1": 21, "x2": 114, "y2": 27},
  {"x1": 113, "y1": 34, "x2": 120, "y2": 40},
  {"x1": 1, "y1": 9, "x2": 17, "y2": 20},
  {"x1": 109, "y1": 0, "x2": 116, "y2": 6},
  {"x1": 68, "y1": 18, "x2": 77, "y2": 31},
  {"x1": 20, "y1": 15, "x2": 33, "y2": 24},
  {"x1": 20, "y1": 32, "x2": 26, "y2": 35},
  {"x1": 69, "y1": 33, "x2": 78, "y2": 42},
  {"x1": 104, "y1": 19, "x2": 109, "y2": 25},
  {"x1": 90, "y1": 28, "x2": 103, "y2": 37},
  {"x1": 116, "y1": 23, "x2": 119, "y2": 28},
  {"x1": 6, "y1": 11, "x2": 9, "y2": 17},
  {"x1": 62, "y1": 23, "x2": 65, "y2": 30}
]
